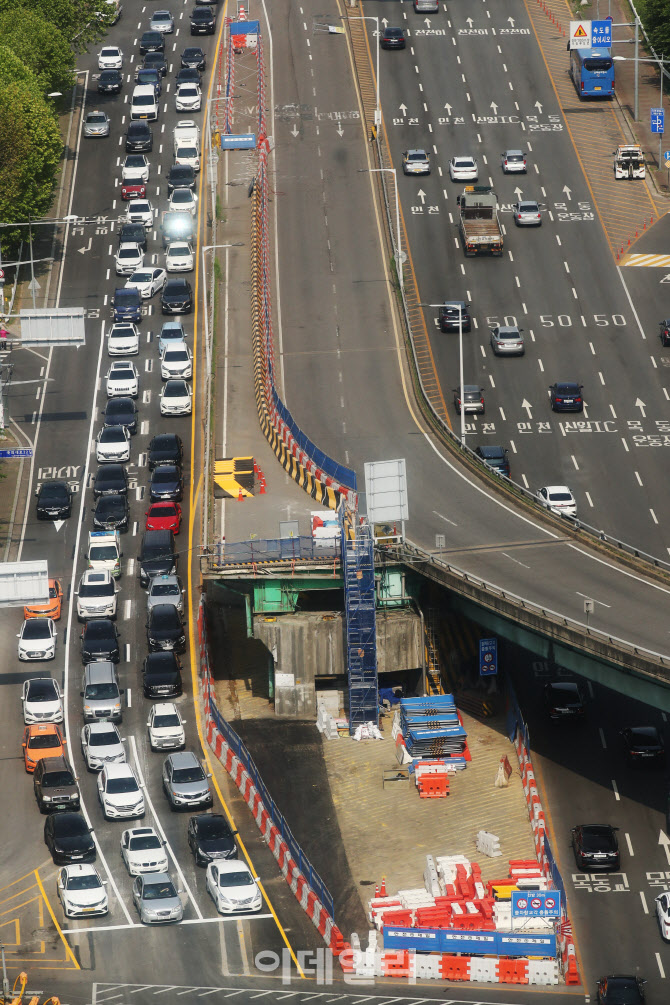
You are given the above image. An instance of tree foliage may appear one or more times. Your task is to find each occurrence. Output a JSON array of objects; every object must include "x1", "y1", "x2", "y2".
[
  {"x1": 636, "y1": 0, "x2": 670, "y2": 62},
  {"x1": 0, "y1": 0, "x2": 113, "y2": 50},
  {"x1": 0, "y1": 82, "x2": 62, "y2": 228},
  {"x1": 0, "y1": 11, "x2": 74, "y2": 96}
]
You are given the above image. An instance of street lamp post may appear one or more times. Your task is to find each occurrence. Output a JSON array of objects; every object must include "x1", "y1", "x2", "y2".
[
  {"x1": 359, "y1": 167, "x2": 403, "y2": 292},
  {"x1": 347, "y1": 16, "x2": 381, "y2": 126},
  {"x1": 201, "y1": 242, "x2": 243, "y2": 543},
  {"x1": 613, "y1": 53, "x2": 668, "y2": 164},
  {"x1": 418, "y1": 302, "x2": 470, "y2": 444}
]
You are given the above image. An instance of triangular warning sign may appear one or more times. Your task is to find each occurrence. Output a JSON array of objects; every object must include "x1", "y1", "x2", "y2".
[{"x1": 574, "y1": 24, "x2": 588, "y2": 36}]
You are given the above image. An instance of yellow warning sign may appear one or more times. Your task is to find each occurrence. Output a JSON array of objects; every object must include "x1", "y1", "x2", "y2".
[
  {"x1": 569, "y1": 19, "x2": 591, "y2": 48},
  {"x1": 574, "y1": 24, "x2": 587, "y2": 36}
]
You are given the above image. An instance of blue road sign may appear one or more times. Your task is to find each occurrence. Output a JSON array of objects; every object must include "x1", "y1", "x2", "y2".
[
  {"x1": 512, "y1": 890, "x2": 562, "y2": 918},
  {"x1": 652, "y1": 108, "x2": 665, "y2": 134},
  {"x1": 0, "y1": 448, "x2": 32, "y2": 458},
  {"x1": 479, "y1": 637, "x2": 497, "y2": 677},
  {"x1": 664, "y1": 150, "x2": 670, "y2": 163},
  {"x1": 591, "y1": 19, "x2": 612, "y2": 46}
]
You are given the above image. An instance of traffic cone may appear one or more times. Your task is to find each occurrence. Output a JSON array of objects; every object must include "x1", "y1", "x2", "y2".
[
  {"x1": 380, "y1": 876, "x2": 387, "y2": 897},
  {"x1": 260, "y1": 476, "x2": 266, "y2": 495},
  {"x1": 238, "y1": 486, "x2": 244, "y2": 502}
]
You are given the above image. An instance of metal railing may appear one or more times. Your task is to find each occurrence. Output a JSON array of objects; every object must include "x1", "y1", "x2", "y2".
[{"x1": 200, "y1": 536, "x2": 341, "y2": 571}]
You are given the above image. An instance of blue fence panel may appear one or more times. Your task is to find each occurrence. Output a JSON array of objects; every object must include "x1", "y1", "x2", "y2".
[
  {"x1": 207, "y1": 536, "x2": 341, "y2": 566},
  {"x1": 271, "y1": 390, "x2": 357, "y2": 491}
]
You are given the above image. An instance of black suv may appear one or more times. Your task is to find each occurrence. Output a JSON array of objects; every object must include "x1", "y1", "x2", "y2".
[
  {"x1": 161, "y1": 279, "x2": 193, "y2": 314},
  {"x1": 34, "y1": 756, "x2": 80, "y2": 813},
  {"x1": 190, "y1": 6, "x2": 215, "y2": 33},
  {"x1": 474, "y1": 445, "x2": 510, "y2": 477},
  {"x1": 147, "y1": 604, "x2": 186, "y2": 652},
  {"x1": 571, "y1": 824, "x2": 619, "y2": 871},
  {"x1": 118, "y1": 222, "x2": 148, "y2": 251},
  {"x1": 81, "y1": 619, "x2": 120, "y2": 664},
  {"x1": 181, "y1": 47, "x2": 206, "y2": 70},
  {"x1": 166, "y1": 164, "x2": 195, "y2": 195},
  {"x1": 102, "y1": 397, "x2": 138, "y2": 435},
  {"x1": 143, "y1": 651, "x2": 183, "y2": 698},
  {"x1": 125, "y1": 121, "x2": 153, "y2": 152},
  {"x1": 188, "y1": 813, "x2": 237, "y2": 866},
  {"x1": 44, "y1": 812, "x2": 95, "y2": 864},
  {"x1": 93, "y1": 493, "x2": 130, "y2": 532},
  {"x1": 439, "y1": 300, "x2": 471, "y2": 333},
  {"x1": 138, "y1": 529, "x2": 177, "y2": 587},
  {"x1": 93, "y1": 463, "x2": 129, "y2": 498},
  {"x1": 98, "y1": 69, "x2": 123, "y2": 94},
  {"x1": 36, "y1": 480, "x2": 72, "y2": 520},
  {"x1": 148, "y1": 433, "x2": 184, "y2": 469},
  {"x1": 143, "y1": 52, "x2": 168, "y2": 76},
  {"x1": 139, "y1": 30, "x2": 164, "y2": 54},
  {"x1": 544, "y1": 681, "x2": 584, "y2": 721}
]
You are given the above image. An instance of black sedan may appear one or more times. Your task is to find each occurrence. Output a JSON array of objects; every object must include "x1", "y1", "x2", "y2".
[
  {"x1": 150, "y1": 464, "x2": 183, "y2": 502},
  {"x1": 549, "y1": 381, "x2": 583, "y2": 412},
  {"x1": 380, "y1": 27, "x2": 406, "y2": 49},
  {"x1": 143, "y1": 52, "x2": 168, "y2": 76},
  {"x1": 143, "y1": 651, "x2": 183, "y2": 698},
  {"x1": 166, "y1": 164, "x2": 195, "y2": 195},
  {"x1": 660, "y1": 319, "x2": 670, "y2": 346},
  {"x1": 139, "y1": 30, "x2": 164, "y2": 54},
  {"x1": 103, "y1": 397, "x2": 138, "y2": 434},
  {"x1": 161, "y1": 279, "x2": 193, "y2": 315},
  {"x1": 93, "y1": 493, "x2": 130, "y2": 531},
  {"x1": 544, "y1": 681, "x2": 584, "y2": 721},
  {"x1": 81, "y1": 620, "x2": 120, "y2": 664},
  {"x1": 148, "y1": 433, "x2": 184, "y2": 470},
  {"x1": 439, "y1": 300, "x2": 471, "y2": 333},
  {"x1": 188, "y1": 813, "x2": 238, "y2": 866},
  {"x1": 620, "y1": 726, "x2": 665, "y2": 765},
  {"x1": 571, "y1": 824, "x2": 619, "y2": 871},
  {"x1": 181, "y1": 46, "x2": 206, "y2": 70},
  {"x1": 93, "y1": 464, "x2": 129, "y2": 498},
  {"x1": 98, "y1": 68, "x2": 123, "y2": 93},
  {"x1": 175, "y1": 67, "x2": 201, "y2": 87},
  {"x1": 125, "y1": 121, "x2": 153, "y2": 153},
  {"x1": 147, "y1": 604, "x2": 186, "y2": 652},
  {"x1": 596, "y1": 975, "x2": 646, "y2": 1005},
  {"x1": 44, "y1": 812, "x2": 95, "y2": 864},
  {"x1": 36, "y1": 480, "x2": 72, "y2": 520}
]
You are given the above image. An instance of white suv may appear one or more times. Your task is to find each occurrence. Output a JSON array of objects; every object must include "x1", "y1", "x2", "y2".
[
  {"x1": 131, "y1": 84, "x2": 159, "y2": 122},
  {"x1": 97, "y1": 763, "x2": 145, "y2": 820},
  {"x1": 147, "y1": 702, "x2": 186, "y2": 751},
  {"x1": 76, "y1": 570, "x2": 118, "y2": 621}
]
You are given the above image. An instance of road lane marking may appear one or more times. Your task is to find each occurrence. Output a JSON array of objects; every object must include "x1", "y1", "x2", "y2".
[
  {"x1": 612, "y1": 778, "x2": 620, "y2": 800},
  {"x1": 641, "y1": 891, "x2": 648, "y2": 913},
  {"x1": 657, "y1": 952, "x2": 665, "y2": 978},
  {"x1": 34, "y1": 868, "x2": 80, "y2": 970},
  {"x1": 599, "y1": 727, "x2": 606, "y2": 749},
  {"x1": 625, "y1": 833, "x2": 634, "y2": 856}
]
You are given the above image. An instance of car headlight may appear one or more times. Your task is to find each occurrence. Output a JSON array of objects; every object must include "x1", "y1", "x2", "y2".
[
  {"x1": 26, "y1": 756, "x2": 35, "y2": 766},
  {"x1": 42, "y1": 794, "x2": 52, "y2": 802}
]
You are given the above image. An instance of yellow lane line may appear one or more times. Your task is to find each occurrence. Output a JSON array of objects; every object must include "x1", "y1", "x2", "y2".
[
  {"x1": 33, "y1": 869, "x2": 79, "y2": 971},
  {"x1": 185, "y1": 2, "x2": 305, "y2": 979}
]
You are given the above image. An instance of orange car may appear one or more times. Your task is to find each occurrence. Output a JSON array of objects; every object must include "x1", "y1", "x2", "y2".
[
  {"x1": 22, "y1": 723, "x2": 66, "y2": 773},
  {"x1": 24, "y1": 579, "x2": 63, "y2": 621}
]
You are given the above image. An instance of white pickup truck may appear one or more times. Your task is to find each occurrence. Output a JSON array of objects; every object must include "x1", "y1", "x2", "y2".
[
  {"x1": 173, "y1": 120, "x2": 201, "y2": 171},
  {"x1": 614, "y1": 144, "x2": 645, "y2": 180}
]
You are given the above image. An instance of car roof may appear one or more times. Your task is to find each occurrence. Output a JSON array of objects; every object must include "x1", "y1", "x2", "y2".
[
  {"x1": 153, "y1": 701, "x2": 179, "y2": 715},
  {"x1": 167, "y1": 750, "x2": 198, "y2": 767},
  {"x1": 27, "y1": 722, "x2": 60, "y2": 735},
  {"x1": 505, "y1": 149, "x2": 524, "y2": 156},
  {"x1": 441, "y1": 300, "x2": 467, "y2": 309},
  {"x1": 543, "y1": 485, "x2": 573, "y2": 495},
  {"x1": 554, "y1": 381, "x2": 580, "y2": 390},
  {"x1": 81, "y1": 569, "x2": 112, "y2": 583},
  {"x1": 104, "y1": 762, "x2": 135, "y2": 778},
  {"x1": 477, "y1": 445, "x2": 505, "y2": 457},
  {"x1": 215, "y1": 861, "x2": 252, "y2": 876},
  {"x1": 88, "y1": 720, "x2": 120, "y2": 735},
  {"x1": 547, "y1": 680, "x2": 579, "y2": 693},
  {"x1": 62, "y1": 863, "x2": 97, "y2": 876},
  {"x1": 40, "y1": 755, "x2": 71, "y2": 772}
]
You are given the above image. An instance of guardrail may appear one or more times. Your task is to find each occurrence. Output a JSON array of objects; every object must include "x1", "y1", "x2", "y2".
[{"x1": 199, "y1": 536, "x2": 341, "y2": 574}]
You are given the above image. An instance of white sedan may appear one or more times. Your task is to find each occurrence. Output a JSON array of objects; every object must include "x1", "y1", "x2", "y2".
[
  {"x1": 122, "y1": 154, "x2": 150, "y2": 184},
  {"x1": 147, "y1": 702, "x2": 186, "y2": 751},
  {"x1": 161, "y1": 344, "x2": 193, "y2": 380},
  {"x1": 656, "y1": 891, "x2": 670, "y2": 940},
  {"x1": 108, "y1": 323, "x2": 140, "y2": 356},
  {"x1": 165, "y1": 242, "x2": 194, "y2": 272},
  {"x1": 168, "y1": 188, "x2": 198, "y2": 217},
  {"x1": 57, "y1": 865, "x2": 109, "y2": 918},
  {"x1": 96, "y1": 424, "x2": 131, "y2": 463},
  {"x1": 21, "y1": 677, "x2": 63, "y2": 724},
  {"x1": 98, "y1": 46, "x2": 123, "y2": 70},
  {"x1": 175, "y1": 83, "x2": 202, "y2": 112},
  {"x1": 81, "y1": 722, "x2": 126, "y2": 772},
  {"x1": 205, "y1": 861, "x2": 262, "y2": 914},
  {"x1": 158, "y1": 321, "x2": 188, "y2": 356},
  {"x1": 121, "y1": 827, "x2": 169, "y2": 876},
  {"x1": 449, "y1": 155, "x2": 478, "y2": 182},
  {"x1": 537, "y1": 485, "x2": 577, "y2": 518},
  {"x1": 106, "y1": 361, "x2": 140, "y2": 398},
  {"x1": 17, "y1": 618, "x2": 56, "y2": 661},
  {"x1": 115, "y1": 243, "x2": 144, "y2": 276},
  {"x1": 97, "y1": 763, "x2": 145, "y2": 820},
  {"x1": 125, "y1": 267, "x2": 167, "y2": 298},
  {"x1": 126, "y1": 199, "x2": 155, "y2": 228},
  {"x1": 160, "y1": 379, "x2": 192, "y2": 416}
]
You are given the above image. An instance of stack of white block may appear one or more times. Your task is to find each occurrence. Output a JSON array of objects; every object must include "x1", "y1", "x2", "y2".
[
  {"x1": 397, "y1": 888, "x2": 436, "y2": 911},
  {"x1": 475, "y1": 829, "x2": 502, "y2": 858},
  {"x1": 316, "y1": 706, "x2": 339, "y2": 739}
]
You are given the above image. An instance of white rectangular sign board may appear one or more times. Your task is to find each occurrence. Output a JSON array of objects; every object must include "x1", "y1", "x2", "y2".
[{"x1": 569, "y1": 20, "x2": 591, "y2": 49}]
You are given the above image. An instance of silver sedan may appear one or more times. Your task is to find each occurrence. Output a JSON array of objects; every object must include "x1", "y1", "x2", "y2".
[
  {"x1": 150, "y1": 9, "x2": 174, "y2": 32},
  {"x1": 84, "y1": 111, "x2": 110, "y2": 138},
  {"x1": 490, "y1": 325, "x2": 525, "y2": 356},
  {"x1": 132, "y1": 873, "x2": 183, "y2": 924},
  {"x1": 513, "y1": 200, "x2": 542, "y2": 226},
  {"x1": 402, "y1": 149, "x2": 430, "y2": 175}
]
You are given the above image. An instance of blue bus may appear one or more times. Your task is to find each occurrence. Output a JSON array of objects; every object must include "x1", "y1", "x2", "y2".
[{"x1": 570, "y1": 47, "x2": 614, "y2": 98}]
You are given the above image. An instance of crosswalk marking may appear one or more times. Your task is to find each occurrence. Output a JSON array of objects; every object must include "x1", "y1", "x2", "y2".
[{"x1": 620, "y1": 253, "x2": 670, "y2": 267}]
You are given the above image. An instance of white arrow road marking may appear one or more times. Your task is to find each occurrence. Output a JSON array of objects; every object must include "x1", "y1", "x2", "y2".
[
  {"x1": 659, "y1": 830, "x2": 670, "y2": 865},
  {"x1": 635, "y1": 398, "x2": 646, "y2": 418}
]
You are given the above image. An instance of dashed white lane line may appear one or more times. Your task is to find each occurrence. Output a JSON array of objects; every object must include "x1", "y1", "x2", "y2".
[
  {"x1": 625, "y1": 833, "x2": 634, "y2": 856},
  {"x1": 124, "y1": 598, "x2": 132, "y2": 620},
  {"x1": 635, "y1": 471, "x2": 643, "y2": 486},
  {"x1": 598, "y1": 727, "x2": 607, "y2": 749},
  {"x1": 656, "y1": 952, "x2": 666, "y2": 979},
  {"x1": 612, "y1": 778, "x2": 620, "y2": 801},
  {"x1": 640, "y1": 891, "x2": 648, "y2": 913}
]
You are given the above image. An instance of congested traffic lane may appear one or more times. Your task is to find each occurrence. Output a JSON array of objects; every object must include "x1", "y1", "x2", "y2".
[
  {"x1": 0, "y1": 0, "x2": 318, "y2": 986},
  {"x1": 364, "y1": 0, "x2": 670, "y2": 559}
]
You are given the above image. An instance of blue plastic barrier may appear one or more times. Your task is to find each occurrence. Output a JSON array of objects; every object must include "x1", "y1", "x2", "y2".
[{"x1": 383, "y1": 927, "x2": 556, "y2": 958}]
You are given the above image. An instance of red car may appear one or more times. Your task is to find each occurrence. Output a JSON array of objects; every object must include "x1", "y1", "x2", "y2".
[
  {"x1": 145, "y1": 501, "x2": 182, "y2": 534},
  {"x1": 121, "y1": 181, "x2": 147, "y2": 201}
]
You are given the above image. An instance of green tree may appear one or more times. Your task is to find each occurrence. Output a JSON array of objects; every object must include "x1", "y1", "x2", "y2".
[
  {"x1": 636, "y1": 0, "x2": 670, "y2": 61},
  {"x1": 0, "y1": 11, "x2": 74, "y2": 96},
  {"x1": 0, "y1": 82, "x2": 62, "y2": 240},
  {"x1": 0, "y1": 0, "x2": 113, "y2": 50}
]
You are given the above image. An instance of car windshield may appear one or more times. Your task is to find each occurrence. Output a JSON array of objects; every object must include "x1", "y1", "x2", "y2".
[
  {"x1": 130, "y1": 834, "x2": 162, "y2": 850},
  {"x1": 27, "y1": 680, "x2": 58, "y2": 701},
  {"x1": 23, "y1": 621, "x2": 51, "y2": 639},
  {"x1": 507, "y1": 153, "x2": 524, "y2": 161},
  {"x1": 106, "y1": 776, "x2": 139, "y2": 794},
  {"x1": 165, "y1": 384, "x2": 187, "y2": 397},
  {"x1": 29, "y1": 734, "x2": 61, "y2": 749},
  {"x1": 582, "y1": 828, "x2": 616, "y2": 851},
  {"x1": 179, "y1": 86, "x2": 199, "y2": 95},
  {"x1": 143, "y1": 882, "x2": 177, "y2": 900},
  {"x1": 90, "y1": 546, "x2": 118, "y2": 561},
  {"x1": 43, "y1": 771, "x2": 75, "y2": 788},
  {"x1": 88, "y1": 114, "x2": 107, "y2": 124},
  {"x1": 133, "y1": 95, "x2": 155, "y2": 106},
  {"x1": 177, "y1": 146, "x2": 197, "y2": 157},
  {"x1": 86, "y1": 683, "x2": 118, "y2": 699},
  {"x1": 198, "y1": 818, "x2": 229, "y2": 840},
  {"x1": 629, "y1": 728, "x2": 660, "y2": 746},
  {"x1": 80, "y1": 582, "x2": 114, "y2": 597},
  {"x1": 56, "y1": 817, "x2": 88, "y2": 836},
  {"x1": 101, "y1": 48, "x2": 118, "y2": 57},
  {"x1": 100, "y1": 427, "x2": 126, "y2": 442},
  {"x1": 152, "y1": 584, "x2": 179, "y2": 597},
  {"x1": 172, "y1": 766, "x2": 204, "y2": 783},
  {"x1": 219, "y1": 871, "x2": 253, "y2": 887},
  {"x1": 153, "y1": 714, "x2": 180, "y2": 729},
  {"x1": 66, "y1": 874, "x2": 100, "y2": 890},
  {"x1": 455, "y1": 159, "x2": 474, "y2": 167},
  {"x1": 41, "y1": 484, "x2": 68, "y2": 501},
  {"x1": 86, "y1": 622, "x2": 114, "y2": 639},
  {"x1": 153, "y1": 470, "x2": 176, "y2": 483},
  {"x1": 95, "y1": 496, "x2": 125, "y2": 511},
  {"x1": 151, "y1": 504, "x2": 177, "y2": 517},
  {"x1": 408, "y1": 153, "x2": 426, "y2": 161},
  {"x1": 172, "y1": 191, "x2": 191, "y2": 202},
  {"x1": 89, "y1": 727, "x2": 119, "y2": 745},
  {"x1": 126, "y1": 155, "x2": 145, "y2": 167},
  {"x1": 167, "y1": 247, "x2": 189, "y2": 257},
  {"x1": 153, "y1": 609, "x2": 178, "y2": 628},
  {"x1": 107, "y1": 401, "x2": 132, "y2": 415}
]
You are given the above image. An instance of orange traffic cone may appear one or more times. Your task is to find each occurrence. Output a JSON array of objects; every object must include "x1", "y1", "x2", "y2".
[
  {"x1": 238, "y1": 486, "x2": 244, "y2": 502},
  {"x1": 380, "y1": 876, "x2": 387, "y2": 897}
]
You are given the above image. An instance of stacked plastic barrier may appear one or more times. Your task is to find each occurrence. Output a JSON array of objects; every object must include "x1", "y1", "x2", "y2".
[
  {"x1": 223, "y1": 19, "x2": 235, "y2": 134},
  {"x1": 399, "y1": 696, "x2": 470, "y2": 763}
]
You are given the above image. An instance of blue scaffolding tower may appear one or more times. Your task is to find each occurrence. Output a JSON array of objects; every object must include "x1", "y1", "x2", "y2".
[{"x1": 341, "y1": 515, "x2": 378, "y2": 731}]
